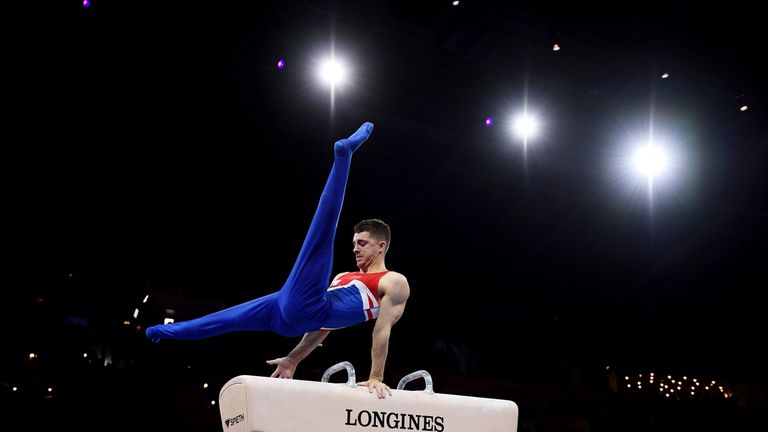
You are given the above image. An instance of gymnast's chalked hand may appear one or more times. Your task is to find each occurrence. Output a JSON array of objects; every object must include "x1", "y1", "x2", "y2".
[
  {"x1": 357, "y1": 378, "x2": 392, "y2": 399},
  {"x1": 267, "y1": 356, "x2": 298, "y2": 379}
]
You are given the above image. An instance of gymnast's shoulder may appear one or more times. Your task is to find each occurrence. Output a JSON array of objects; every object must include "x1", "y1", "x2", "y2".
[{"x1": 380, "y1": 271, "x2": 410, "y2": 299}]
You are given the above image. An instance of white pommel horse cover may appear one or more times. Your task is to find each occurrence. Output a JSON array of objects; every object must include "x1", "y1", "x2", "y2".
[{"x1": 219, "y1": 361, "x2": 518, "y2": 432}]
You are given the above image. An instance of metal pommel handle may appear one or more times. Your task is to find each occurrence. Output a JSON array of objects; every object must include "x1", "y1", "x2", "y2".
[
  {"x1": 321, "y1": 361, "x2": 357, "y2": 387},
  {"x1": 397, "y1": 370, "x2": 435, "y2": 394}
]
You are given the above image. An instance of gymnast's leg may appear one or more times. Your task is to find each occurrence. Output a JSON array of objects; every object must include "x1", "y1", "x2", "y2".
[
  {"x1": 274, "y1": 122, "x2": 374, "y2": 331},
  {"x1": 146, "y1": 293, "x2": 279, "y2": 342},
  {"x1": 145, "y1": 122, "x2": 374, "y2": 342}
]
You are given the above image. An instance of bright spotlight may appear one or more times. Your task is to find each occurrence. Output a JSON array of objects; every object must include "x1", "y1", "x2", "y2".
[
  {"x1": 632, "y1": 144, "x2": 670, "y2": 179},
  {"x1": 513, "y1": 114, "x2": 539, "y2": 140},
  {"x1": 318, "y1": 58, "x2": 348, "y2": 87},
  {"x1": 609, "y1": 127, "x2": 689, "y2": 207}
]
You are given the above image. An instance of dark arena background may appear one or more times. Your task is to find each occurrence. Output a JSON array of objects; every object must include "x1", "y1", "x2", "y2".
[{"x1": 5, "y1": 1, "x2": 766, "y2": 431}]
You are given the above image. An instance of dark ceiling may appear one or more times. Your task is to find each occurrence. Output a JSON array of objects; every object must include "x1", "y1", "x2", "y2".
[{"x1": 8, "y1": 0, "x2": 767, "y2": 389}]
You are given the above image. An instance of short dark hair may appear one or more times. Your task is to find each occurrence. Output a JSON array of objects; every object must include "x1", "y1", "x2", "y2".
[{"x1": 354, "y1": 219, "x2": 391, "y2": 250}]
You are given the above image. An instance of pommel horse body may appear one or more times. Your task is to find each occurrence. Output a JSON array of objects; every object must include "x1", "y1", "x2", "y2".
[{"x1": 219, "y1": 362, "x2": 518, "y2": 432}]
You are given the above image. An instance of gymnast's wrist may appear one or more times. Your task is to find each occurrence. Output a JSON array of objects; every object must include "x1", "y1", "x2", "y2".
[{"x1": 369, "y1": 375, "x2": 384, "y2": 382}]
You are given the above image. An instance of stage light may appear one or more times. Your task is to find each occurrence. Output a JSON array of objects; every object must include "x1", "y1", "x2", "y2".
[
  {"x1": 632, "y1": 144, "x2": 670, "y2": 180},
  {"x1": 513, "y1": 113, "x2": 539, "y2": 140},
  {"x1": 318, "y1": 58, "x2": 349, "y2": 87}
]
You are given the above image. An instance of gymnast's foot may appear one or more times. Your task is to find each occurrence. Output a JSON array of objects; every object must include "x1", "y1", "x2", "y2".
[
  {"x1": 146, "y1": 326, "x2": 161, "y2": 343},
  {"x1": 335, "y1": 122, "x2": 374, "y2": 156}
]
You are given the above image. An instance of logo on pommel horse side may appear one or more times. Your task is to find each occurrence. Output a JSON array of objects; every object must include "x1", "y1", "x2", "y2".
[
  {"x1": 224, "y1": 414, "x2": 245, "y2": 428},
  {"x1": 344, "y1": 409, "x2": 445, "y2": 431}
]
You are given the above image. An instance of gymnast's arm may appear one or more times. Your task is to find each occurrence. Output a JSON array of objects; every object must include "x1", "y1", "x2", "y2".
[
  {"x1": 359, "y1": 273, "x2": 410, "y2": 398},
  {"x1": 266, "y1": 330, "x2": 330, "y2": 379},
  {"x1": 267, "y1": 272, "x2": 349, "y2": 378}
]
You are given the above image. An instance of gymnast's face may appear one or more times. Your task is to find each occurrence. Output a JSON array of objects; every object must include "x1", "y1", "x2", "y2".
[{"x1": 352, "y1": 231, "x2": 385, "y2": 269}]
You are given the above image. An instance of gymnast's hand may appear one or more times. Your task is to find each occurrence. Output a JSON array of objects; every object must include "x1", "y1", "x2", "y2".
[
  {"x1": 266, "y1": 356, "x2": 298, "y2": 379},
  {"x1": 358, "y1": 377, "x2": 392, "y2": 399}
]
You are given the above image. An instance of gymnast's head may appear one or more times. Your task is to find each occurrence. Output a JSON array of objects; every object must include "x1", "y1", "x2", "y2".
[{"x1": 353, "y1": 219, "x2": 391, "y2": 268}]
